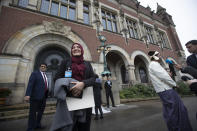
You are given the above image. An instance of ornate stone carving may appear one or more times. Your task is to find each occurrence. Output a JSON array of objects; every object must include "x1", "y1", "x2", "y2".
[
  {"x1": 93, "y1": 0, "x2": 99, "y2": 7},
  {"x1": 154, "y1": 24, "x2": 158, "y2": 31},
  {"x1": 43, "y1": 21, "x2": 71, "y2": 36},
  {"x1": 127, "y1": 64, "x2": 135, "y2": 70},
  {"x1": 136, "y1": 1, "x2": 140, "y2": 9},
  {"x1": 93, "y1": 1, "x2": 102, "y2": 36}
]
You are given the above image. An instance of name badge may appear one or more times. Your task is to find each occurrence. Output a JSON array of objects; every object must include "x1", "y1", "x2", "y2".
[{"x1": 65, "y1": 71, "x2": 72, "y2": 78}]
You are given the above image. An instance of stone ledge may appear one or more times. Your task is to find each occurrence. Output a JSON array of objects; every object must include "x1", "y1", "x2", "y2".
[
  {"x1": 0, "y1": 109, "x2": 56, "y2": 121},
  {"x1": 0, "y1": 101, "x2": 56, "y2": 111},
  {"x1": 120, "y1": 97, "x2": 160, "y2": 103}
]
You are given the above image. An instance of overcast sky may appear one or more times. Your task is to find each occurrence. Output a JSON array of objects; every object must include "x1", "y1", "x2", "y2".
[{"x1": 138, "y1": 0, "x2": 197, "y2": 57}]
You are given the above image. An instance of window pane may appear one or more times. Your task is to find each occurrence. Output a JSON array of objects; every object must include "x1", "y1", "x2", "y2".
[
  {"x1": 83, "y1": 12, "x2": 89, "y2": 24},
  {"x1": 102, "y1": 18, "x2": 106, "y2": 29},
  {"x1": 101, "y1": 11, "x2": 105, "y2": 17},
  {"x1": 70, "y1": 0, "x2": 76, "y2": 6},
  {"x1": 83, "y1": 4, "x2": 89, "y2": 11},
  {"x1": 69, "y1": 8, "x2": 76, "y2": 20},
  {"x1": 139, "y1": 68, "x2": 148, "y2": 83},
  {"x1": 106, "y1": 13, "x2": 110, "y2": 19},
  {"x1": 60, "y1": 5, "x2": 67, "y2": 18},
  {"x1": 40, "y1": 0, "x2": 49, "y2": 13},
  {"x1": 112, "y1": 21, "x2": 117, "y2": 32},
  {"x1": 18, "y1": 0, "x2": 29, "y2": 7},
  {"x1": 163, "y1": 41, "x2": 167, "y2": 48},
  {"x1": 112, "y1": 15, "x2": 116, "y2": 20},
  {"x1": 161, "y1": 34, "x2": 167, "y2": 47},
  {"x1": 147, "y1": 35, "x2": 151, "y2": 43},
  {"x1": 129, "y1": 28, "x2": 134, "y2": 38},
  {"x1": 50, "y1": 2, "x2": 59, "y2": 16},
  {"x1": 134, "y1": 29, "x2": 139, "y2": 39},
  {"x1": 133, "y1": 23, "x2": 137, "y2": 28},
  {"x1": 107, "y1": 20, "x2": 112, "y2": 31},
  {"x1": 164, "y1": 35, "x2": 169, "y2": 48},
  {"x1": 150, "y1": 35, "x2": 154, "y2": 43}
]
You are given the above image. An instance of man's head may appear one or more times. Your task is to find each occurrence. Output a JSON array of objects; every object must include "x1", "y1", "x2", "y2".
[
  {"x1": 148, "y1": 51, "x2": 160, "y2": 61},
  {"x1": 39, "y1": 63, "x2": 47, "y2": 72},
  {"x1": 185, "y1": 40, "x2": 197, "y2": 54}
]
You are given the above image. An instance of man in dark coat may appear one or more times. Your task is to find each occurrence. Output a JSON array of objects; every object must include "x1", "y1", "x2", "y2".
[
  {"x1": 176, "y1": 40, "x2": 197, "y2": 70},
  {"x1": 104, "y1": 77, "x2": 115, "y2": 108},
  {"x1": 24, "y1": 63, "x2": 49, "y2": 131},
  {"x1": 93, "y1": 74, "x2": 103, "y2": 120},
  {"x1": 185, "y1": 40, "x2": 197, "y2": 69},
  {"x1": 175, "y1": 40, "x2": 197, "y2": 121},
  {"x1": 175, "y1": 40, "x2": 197, "y2": 94}
]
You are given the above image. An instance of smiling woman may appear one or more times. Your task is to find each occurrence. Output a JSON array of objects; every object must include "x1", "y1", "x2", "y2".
[
  {"x1": 53, "y1": 42, "x2": 95, "y2": 131},
  {"x1": 71, "y1": 43, "x2": 82, "y2": 56}
]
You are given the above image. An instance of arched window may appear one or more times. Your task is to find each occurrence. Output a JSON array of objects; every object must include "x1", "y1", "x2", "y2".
[
  {"x1": 139, "y1": 67, "x2": 148, "y2": 83},
  {"x1": 121, "y1": 65, "x2": 129, "y2": 84}
]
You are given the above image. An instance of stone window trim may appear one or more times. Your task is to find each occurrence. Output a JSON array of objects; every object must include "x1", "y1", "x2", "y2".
[
  {"x1": 157, "y1": 30, "x2": 171, "y2": 49},
  {"x1": 144, "y1": 25, "x2": 155, "y2": 45},
  {"x1": 11, "y1": 2, "x2": 93, "y2": 29},
  {"x1": 125, "y1": 18, "x2": 139, "y2": 40},
  {"x1": 83, "y1": 2, "x2": 90, "y2": 25},
  {"x1": 101, "y1": 8, "x2": 118, "y2": 33},
  {"x1": 37, "y1": 0, "x2": 76, "y2": 21}
]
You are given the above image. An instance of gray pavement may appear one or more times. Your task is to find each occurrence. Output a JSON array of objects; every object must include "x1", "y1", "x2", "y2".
[{"x1": 0, "y1": 96, "x2": 196, "y2": 131}]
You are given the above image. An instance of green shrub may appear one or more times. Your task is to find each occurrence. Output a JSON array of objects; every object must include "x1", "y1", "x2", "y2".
[
  {"x1": 119, "y1": 84, "x2": 157, "y2": 99},
  {"x1": 119, "y1": 82, "x2": 194, "y2": 99},
  {"x1": 175, "y1": 81, "x2": 193, "y2": 96}
]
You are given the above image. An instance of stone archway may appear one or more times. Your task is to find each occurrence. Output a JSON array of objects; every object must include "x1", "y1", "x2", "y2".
[
  {"x1": 98, "y1": 45, "x2": 131, "y2": 82},
  {"x1": 0, "y1": 21, "x2": 92, "y2": 104},
  {"x1": 2, "y1": 21, "x2": 92, "y2": 61},
  {"x1": 134, "y1": 56, "x2": 149, "y2": 83},
  {"x1": 97, "y1": 45, "x2": 131, "y2": 105},
  {"x1": 131, "y1": 50, "x2": 150, "y2": 83}
]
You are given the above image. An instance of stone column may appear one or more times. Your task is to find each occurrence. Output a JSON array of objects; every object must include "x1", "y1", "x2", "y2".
[
  {"x1": 12, "y1": 58, "x2": 30, "y2": 104},
  {"x1": 27, "y1": 0, "x2": 38, "y2": 10},
  {"x1": 127, "y1": 64, "x2": 136, "y2": 84},
  {"x1": 77, "y1": 0, "x2": 84, "y2": 23}
]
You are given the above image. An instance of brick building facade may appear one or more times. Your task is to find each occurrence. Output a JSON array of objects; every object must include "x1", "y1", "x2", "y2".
[{"x1": 0, "y1": 0, "x2": 185, "y2": 104}]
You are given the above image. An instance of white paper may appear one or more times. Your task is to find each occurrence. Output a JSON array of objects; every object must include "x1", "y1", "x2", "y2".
[{"x1": 66, "y1": 87, "x2": 95, "y2": 111}]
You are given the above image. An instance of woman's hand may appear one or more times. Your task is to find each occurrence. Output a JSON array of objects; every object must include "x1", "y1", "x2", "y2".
[{"x1": 70, "y1": 82, "x2": 85, "y2": 97}]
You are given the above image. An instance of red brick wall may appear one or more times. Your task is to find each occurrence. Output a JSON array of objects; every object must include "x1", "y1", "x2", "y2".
[{"x1": 0, "y1": 6, "x2": 181, "y2": 63}]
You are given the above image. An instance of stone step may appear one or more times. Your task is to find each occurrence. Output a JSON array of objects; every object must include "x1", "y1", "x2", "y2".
[
  {"x1": 0, "y1": 101, "x2": 56, "y2": 112},
  {"x1": 0, "y1": 105, "x2": 56, "y2": 117},
  {"x1": 0, "y1": 100, "x2": 57, "y2": 121},
  {"x1": 0, "y1": 109, "x2": 56, "y2": 121}
]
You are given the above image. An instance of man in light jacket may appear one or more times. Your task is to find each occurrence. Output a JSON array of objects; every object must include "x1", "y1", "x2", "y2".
[{"x1": 148, "y1": 51, "x2": 192, "y2": 131}]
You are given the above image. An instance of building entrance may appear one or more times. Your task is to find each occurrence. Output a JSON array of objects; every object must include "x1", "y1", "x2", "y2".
[{"x1": 34, "y1": 46, "x2": 70, "y2": 96}]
